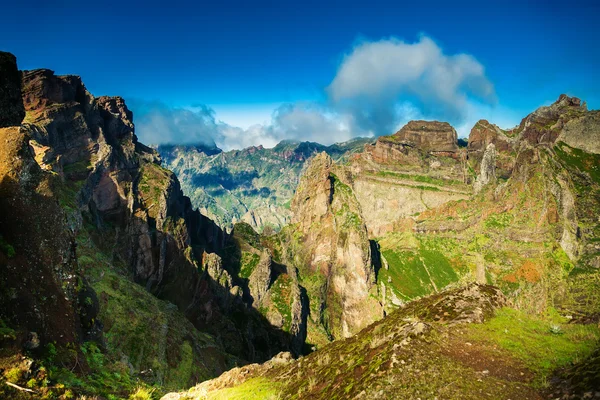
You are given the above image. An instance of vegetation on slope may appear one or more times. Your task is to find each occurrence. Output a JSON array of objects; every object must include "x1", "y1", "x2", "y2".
[{"x1": 167, "y1": 284, "x2": 600, "y2": 399}]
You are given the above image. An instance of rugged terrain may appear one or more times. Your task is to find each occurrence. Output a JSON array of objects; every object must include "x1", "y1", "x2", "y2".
[
  {"x1": 158, "y1": 139, "x2": 371, "y2": 233},
  {"x1": 1, "y1": 48, "x2": 600, "y2": 400},
  {"x1": 162, "y1": 285, "x2": 600, "y2": 399},
  {"x1": 0, "y1": 52, "x2": 309, "y2": 399},
  {"x1": 163, "y1": 94, "x2": 600, "y2": 398}
]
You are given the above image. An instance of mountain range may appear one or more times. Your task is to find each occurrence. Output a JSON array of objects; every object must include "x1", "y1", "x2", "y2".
[
  {"x1": 157, "y1": 138, "x2": 372, "y2": 232},
  {"x1": 0, "y1": 51, "x2": 599, "y2": 399}
]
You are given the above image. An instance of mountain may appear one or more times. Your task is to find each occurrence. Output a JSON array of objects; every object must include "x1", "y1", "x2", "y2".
[
  {"x1": 163, "y1": 93, "x2": 600, "y2": 399},
  {"x1": 0, "y1": 53, "x2": 307, "y2": 399},
  {"x1": 158, "y1": 138, "x2": 373, "y2": 233},
  {"x1": 1, "y1": 48, "x2": 600, "y2": 400},
  {"x1": 163, "y1": 284, "x2": 598, "y2": 399}
]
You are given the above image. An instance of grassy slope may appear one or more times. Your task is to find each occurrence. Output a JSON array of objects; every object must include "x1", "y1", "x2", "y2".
[{"x1": 177, "y1": 286, "x2": 600, "y2": 399}]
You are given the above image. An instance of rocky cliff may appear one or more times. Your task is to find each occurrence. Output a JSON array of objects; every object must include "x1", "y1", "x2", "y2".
[
  {"x1": 346, "y1": 120, "x2": 470, "y2": 237},
  {"x1": 384, "y1": 120, "x2": 459, "y2": 153},
  {"x1": 264, "y1": 153, "x2": 383, "y2": 344},
  {"x1": 0, "y1": 53, "x2": 307, "y2": 398},
  {"x1": 0, "y1": 52, "x2": 24, "y2": 127}
]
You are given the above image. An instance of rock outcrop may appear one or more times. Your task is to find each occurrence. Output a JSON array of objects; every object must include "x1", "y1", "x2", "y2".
[
  {"x1": 387, "y1": 120, "x2": 459, "y2": 153},
  {"x1": 287, "y1": 153, "x2": 383, "y2": 340},
  {"x1": 12, "y1": 65, "x2": 300, "y2": 364},
  {"x1": 518, "y1": 94, "x2": 587, "y2": 146},
  {"x1": 467, "y1": 119, "x2": 515, "y2": 179},
  {"x1": 473, "y1": 143, "x2": 497, "y2": 193},
  {"x1": 248, "y1": 250, "x2": 272, "y2": 305},
  {"x1": 0, "y1": 51, "x2": 25, "y2": 127}
]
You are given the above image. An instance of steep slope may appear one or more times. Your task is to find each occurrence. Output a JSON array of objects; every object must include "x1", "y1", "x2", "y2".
[
  {"x1": 401, "y1": 95, "x2": 600, "y2": 315},
  {"x1": 163, "y1": 284, "x2": 600, "y2": 399},
  {"x1": 18, "y1": 65, "x2": 306, "y2": 363},
  {"x1": 262, "y1": 153, "x2": 383, "y2": 346},
  {"x1": 158, "y1": 138, "x2": 372, "y2": 233},
  {"x1": 0, "y1": 53, "x2": 308, "y2": 398},
  {"x1": 346, "y1": 120, "x2": 472, "y2": 238},
  {"x1": 0, "y1": 54, "x2": 245, "y2": 399}
]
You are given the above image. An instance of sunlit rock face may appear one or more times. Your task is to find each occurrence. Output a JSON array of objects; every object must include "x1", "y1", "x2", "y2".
[{"x1": 290, "y1": 152, "x2": 383, "y2": 340}]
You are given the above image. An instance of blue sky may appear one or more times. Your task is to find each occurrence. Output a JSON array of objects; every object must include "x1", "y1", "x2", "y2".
[{"x1": 2, "y1": 0, "x2": 599, "y2": 149}]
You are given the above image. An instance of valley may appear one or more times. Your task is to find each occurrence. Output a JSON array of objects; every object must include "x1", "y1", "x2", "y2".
[{"x1": 0, "y1": 50, "x2": 599, "y2": 400}]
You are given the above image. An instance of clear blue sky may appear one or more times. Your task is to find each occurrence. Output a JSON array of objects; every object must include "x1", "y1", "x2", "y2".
[{"x1": 2, "y1": 0, "x2": 599, "y2": 148}]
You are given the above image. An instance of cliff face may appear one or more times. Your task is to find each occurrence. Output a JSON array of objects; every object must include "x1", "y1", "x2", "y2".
[
  {"x1": 0, "y1": 52, "x2": 94, "y2": 354},
  {"x1": 404, "y1": 94, "x2": 600, "y2": 314},
  {"x1": 0, "y1": 52, "x2": 25, "y2": 127},
  {"x1": 467, "y1": 120, "x2": 515, "y2": 180},
  {"x1": 22, "y1": 67, "x2": 307, "y2": 363},
  {"x1": 387, "y1": 120, "x2": 459, "y2": 153},
  {"x1": 283, "y1": 153, "x2": 382, "y2": 341},
  {"x1": 346, "y1": 120, "x2": 470, "y2": 237},
  {"x1": 0, "y1": 53, "x2": 316, "y2": 398}
]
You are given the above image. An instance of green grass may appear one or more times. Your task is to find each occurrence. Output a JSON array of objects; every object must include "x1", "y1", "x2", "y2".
[
  {"x1": 207, "y1": 377, "x2": 281, "y2": 400},
  {"x1": 72, "y1": 226, "x2": 235, "y2": 396},
  {"x1": 334, "y1": 203, "x2": 362, "y2": 230},
  {"x1": 467, "y1": 307, "x2": 600, "y2": 387},
  {"x1": 62, "y1": 160, "x2": 92, "y2": 175},
  {"x1": 0, "y1": 235, "x2": 15, "y2": 258},
  {"x1": 555, "y1": 141, "x2": 600, "y2": 184},
  {"x1": 270, "y1": 275, "x2": 293, "y2": 331},
  {"x1": 233, "y1": 222, "x2": 262, "y2": 248},
  {"x1": 239, "y1": 252, "x2": 261, "y2": 278},
  {"x1": 379, "y1": 245, "x2": 459, "y2": 301},
  {"x1": 484, "y1": 212, "x2": 513, "y2": 229},
  {"x1": 375, "y1": 170, "x2": 463, "y2": 187}
]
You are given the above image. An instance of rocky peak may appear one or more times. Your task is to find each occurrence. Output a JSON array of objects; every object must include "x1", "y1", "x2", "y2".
[
  {"x1": 97, "y1": 96, "x2": 135, "y2": 142},
  {"x1": 556, "y1": 93, "x2": 586, "y2": 109},
  {"x1": 289, "y1": 152, "x2": 382, "y2": 339},
  {"x1": 467, "y1": 120, "x2": 515, "y2": 180},
  {"x1": 468, "y1": 120, "x2": 513, "y2": 153},
  {"x1": 516, "y1": 94, "x2": 588, "y2": 146},
  {"x1": 387, "y1": 120, "x2": 459, "y2": 153},
  {"x1": 0, "y1": 51, "x2": 25, "y2": 127},
  {"x1": 21, "y1": 69, "x2": 91, "y2": 114},
  {"x1": 291, "y1": 152, "x2": 334, "y2": 229}
]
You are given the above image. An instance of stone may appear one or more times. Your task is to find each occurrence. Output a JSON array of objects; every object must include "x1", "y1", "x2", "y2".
[
  {"x1": 474, "y1": 143, "x2": 497, "y2": 193},
  {"x1": 289, "y1": 152, "x2": 383, "y2": 339},
  {"x1": 388, "y1": 120, "x2": 459, "y2": 153},
  {"x1": 0, "y1": 51, "x2": 25, "y2": 127},
  {"x1": 23, "y1": 332, "x2": 40, "y2": 350}
]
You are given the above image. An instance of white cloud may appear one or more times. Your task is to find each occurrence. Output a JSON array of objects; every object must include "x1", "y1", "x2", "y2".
[
  {"x1": 129, "y1": 100, "x2": 220, "y2": 147},
  {"x1": 131, "y1": 101, "x2": 357, "y2": 151},
  {"x1": 327, "y1": 36, "x2": 496, "y2": 135},
  {"x1": 131, "y1": 35, "x2": 502, "y2": 150}
]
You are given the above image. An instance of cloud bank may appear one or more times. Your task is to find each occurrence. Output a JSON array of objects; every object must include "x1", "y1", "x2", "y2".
[
  {"x1": 327, "y1": 36, "x2": 496, "y2": 135},
  {"x1": 131, "y1": 100, "x2": 354, "y2": 151},
  {"x1": 132, "y1": 35, "x2": 499, "y2": 150}
]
